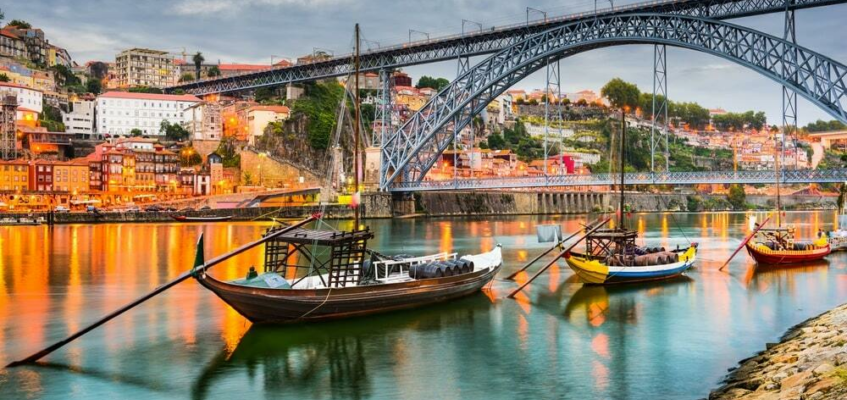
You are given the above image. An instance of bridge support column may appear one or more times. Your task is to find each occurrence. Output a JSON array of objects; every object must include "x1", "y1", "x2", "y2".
[
  {"x1": 651, "y1": 44, "x2": 669, "y2": 173},
  {"x1": 544, "y1": 58, "x2": 564, "y2": 176},
  {"x1": 783, "y1": 0, "x2": 798, "y2": 170}
]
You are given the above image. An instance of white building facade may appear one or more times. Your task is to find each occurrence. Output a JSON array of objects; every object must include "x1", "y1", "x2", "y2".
[
  {"x1": 62, "y1": 99, "x2": 95, "y2": 136},
  {"x1": 96, "y1": 91, "x2": 201, "y2": 137},
  {"x1": 0, "y1": 82, "x2": 43, "y2": 117}
]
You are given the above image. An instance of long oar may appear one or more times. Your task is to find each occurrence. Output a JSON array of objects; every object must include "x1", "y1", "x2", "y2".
[
  {"x1": 507, "y1": 219, "x2": 609, "y2": 299},
  {"x1": 505, "y1": 217, "x2": 608, "y2": 281},
  {"x1": 718, "y1": 215, "x2": 771, "y2": 272},
  {"x1": 7, "y1": 215, "x2": 318, "y2": 368}
]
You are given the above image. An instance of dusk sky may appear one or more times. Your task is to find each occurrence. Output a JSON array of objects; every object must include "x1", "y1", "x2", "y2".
[{"x1": 5, "y1": 0, "x2": 847, "y2": 125}]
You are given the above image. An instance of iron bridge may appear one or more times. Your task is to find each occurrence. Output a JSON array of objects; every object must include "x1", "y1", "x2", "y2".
[
  {"x1": 380, "y1": 12, "x2": 847, "y2": 189},
  {"x1": 388, "y1": 169, "x2": 847, "y2": 192},
  {"x1": 165, "y1": 0, "x2": 846, "y2": 95}
]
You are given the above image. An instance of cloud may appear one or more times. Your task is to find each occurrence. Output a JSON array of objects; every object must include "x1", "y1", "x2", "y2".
[{"x1": 172, "y1": 0, "x2": 350, "y2": 16}]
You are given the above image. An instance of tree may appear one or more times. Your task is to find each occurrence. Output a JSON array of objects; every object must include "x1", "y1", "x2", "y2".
[
  {"x1": 804, "y1": 119, "x2": 847, "y2": 133},
  {"x1": 0, "y1": 8, "x2": 4, "y2": 25},
  {"x1": 415, "y1": 76, "x2": 450, "y2": 91},
  {"x1": 128, "y1": 86, "x2": 163, "y2": 94},
  {"x1": 86, "y1": 78, "x2": 102, "y2": 94},
  {"x1": 206, "y1": 66, "x2": 221, "y2": 78},
  {"x1": 89, "y1": 62, "x2": 108, "y2": 80},
  {"x1": 8, "y1": 20, "x2": 31, "y2": 29},
  {"x1": 179, "y1": 72, "x2": 195, "y2": 83},
  {"x1": 180, "y1": 147, "x2": 202, "y2": 167},
  {"x1": 243, "y1": 171, "x2": 254, "y2": 186},
  {"x1": 216, "y1": 136, "x2": 241, "y2": 168},
  {"x1": 601, "y1": 78, "x2": 640, "y2": 112},
  {"x1": 0, "y1": 74, "x2": 8, "y2": 82},
  {"x1": 486, "y1": 133, "x2": 506, "y2": 150},
  {"x1": 159, "y1": 120, "x2": 189, "y2": 141},
  {"x1": 50, "y1": 64, "x2": 80, "y2": 87},
  {"x1": 192, "y1": 52, "x2": 205, "y2": 80},
  {"x1": 130, "y1": 128, "x2": 143, "y2": 137},
  {"x1": 576, "y1": 98, "x2": 588, "y2": 107},
  {"x1": 727, "y1": 184, "x2": 746, "y2": 210}
]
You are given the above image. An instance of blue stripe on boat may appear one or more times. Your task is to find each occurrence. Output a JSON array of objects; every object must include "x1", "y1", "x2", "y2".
[{"x1": 605, "y1": 262, "x2": 693, "y2": 283}]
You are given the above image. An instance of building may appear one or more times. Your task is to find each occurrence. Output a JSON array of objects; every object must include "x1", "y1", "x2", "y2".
[
  {"x1": 0, "y1": 93, "x2": 16, "y2": 160},
  {"x1": 246, "y1": 105, "x2": 290, "y2": 145},
  {"x1": 51, "y1": 159, "x2": 89, "y2": 193},
  {"x1": 62, "y1": 98, "x2": 96, "y2": 136},
  {"x1": 0, "y1": 28, "x2": 27, "y2": 59},
  {"x1": 567, "y1": 90, "x2": 600, "y2": 105},
  {"x1": 30, "y1": 160, "x2": 54, "y2": 192},
  {"x1": 115, "y1": 48, "x2": 177, "y2": 88},
  {"x1": 0, "y1": 81, "x2": 43, "y2": 116},
  {"x1": 0, "y1": 159, "x2": 29, "y2": 192},
  {"x1": 96, "y1": 91, "x2": 201, "y2": 136},
  {"x1": 395, "y1": 86, "x2": 427, "y2": 112},
  {"x1": 391, "y1": 71, "x2": 412, "y2": 87},
  {"x1": 186, "y1": 101, "x2": 221, "y2": 141}
]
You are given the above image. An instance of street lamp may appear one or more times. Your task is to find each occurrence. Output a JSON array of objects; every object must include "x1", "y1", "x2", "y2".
[{"x1": 409, "y1": 30, "x2": 430, "y2": 43}]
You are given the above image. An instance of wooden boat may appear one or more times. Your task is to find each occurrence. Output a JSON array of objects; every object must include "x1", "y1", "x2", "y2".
[
  {"x1": 742, "y1": 133, "x2": 830, "y2": 265},
  {"x1": 560, "y1": 106, "x2": 697, "y2": 285},
  {"x1": 745, "y1": 227, "x2": 830, "y2": 265},
  {"x1": 827, "y1": 215, "x2": 847, "y2": 251},
  {"x1": 194, "y1": 226, "x2": 502, "y2": 323},
  {"x1": 563, "y1": 229, "x2": 698, "y2": 285},
  {"x1": 171, "y1": 215, "x2": 232, "y2": 222},
  {"x1": 0, "y1": 216, "x2": 46, "y2": 226}
]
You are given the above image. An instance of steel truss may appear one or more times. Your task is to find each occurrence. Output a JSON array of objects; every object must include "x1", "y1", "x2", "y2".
[
  {"x1": 379, "y1": 13, "x2": 847, "y2": 189},
  {"x1": 782, "y1": 0, "x2": 798, "y2": 169},
  {"x1": 389, "y1": 169, "x2": 847, "y2": 192},
  {"x1": 651, "y1": 44, "x2": 670, "y2": 172},
  {"x1": 166, "y1": 0, "x2": 846, "y2": 95}
]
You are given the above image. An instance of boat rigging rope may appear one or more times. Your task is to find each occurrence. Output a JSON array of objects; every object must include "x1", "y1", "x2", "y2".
[{"x1": 298, "y1": 55, "x2": 362, "y2": 319}]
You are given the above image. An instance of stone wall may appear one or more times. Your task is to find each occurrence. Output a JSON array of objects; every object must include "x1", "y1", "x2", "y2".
[
  {"x1": 240, "y1": 149, "x2": 323, "y2": 189},
  {"x1": 413, "y1": 191, "x2": 608, "y2": 216}
]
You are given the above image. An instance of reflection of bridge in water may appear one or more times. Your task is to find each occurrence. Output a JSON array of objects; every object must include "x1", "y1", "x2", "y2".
[{"x1": 166, "y1": 0, "x2": 847, "y2": 192}]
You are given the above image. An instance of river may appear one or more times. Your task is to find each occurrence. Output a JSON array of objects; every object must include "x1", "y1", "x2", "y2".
[{"x1": 0, "y1": 211, "x2": 845, "y2": 399}]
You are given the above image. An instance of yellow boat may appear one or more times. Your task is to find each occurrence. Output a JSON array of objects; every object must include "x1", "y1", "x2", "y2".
[{"x1": 562, "y1": 228, "x2": 698, "y2": 285}]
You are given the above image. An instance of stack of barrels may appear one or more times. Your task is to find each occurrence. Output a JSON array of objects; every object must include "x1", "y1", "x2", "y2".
[
  {"x1": 408, "y1": 259, "x2": 475, "y2": 279},
  {"x1": 605, "y1": 247, "x2": 680, "y2": 267}
]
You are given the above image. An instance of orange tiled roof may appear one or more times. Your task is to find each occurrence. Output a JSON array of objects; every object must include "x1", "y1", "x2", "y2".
[
  {"x1": 99, "y1": 91, "x2": 201, "y2": 102},
  {"x1": 248, "y1": 105, "x2": 290, "y2": 114}
]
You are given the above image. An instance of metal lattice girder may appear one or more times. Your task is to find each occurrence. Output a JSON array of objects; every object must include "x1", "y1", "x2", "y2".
[
  {"x1": 651, "y1": 44, "x2": 670, "y2": 172},
  {"x1": 380, "y1": 13, "x2": 847, "y2": 188},
  {"x1": 388, "y1": 169, "x2": 847, "y2": 191},
  {"x1": 166, "y1": 0, "x2": 847, "y2": 95}
]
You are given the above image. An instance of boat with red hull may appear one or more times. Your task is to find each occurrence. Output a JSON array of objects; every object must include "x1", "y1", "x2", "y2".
[{"x1": 745, "y1": 227, "x2": 830, "y2": 265}]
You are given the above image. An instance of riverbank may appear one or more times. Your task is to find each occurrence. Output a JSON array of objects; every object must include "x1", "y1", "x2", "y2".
[{"x1": 709, "y1": 304, "x2": 847, "y2": 400}]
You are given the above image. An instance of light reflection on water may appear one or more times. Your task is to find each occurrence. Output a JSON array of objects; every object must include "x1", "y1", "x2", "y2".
[{"x1": 0, "y1": 212, "x2": 844, "y2": 399}]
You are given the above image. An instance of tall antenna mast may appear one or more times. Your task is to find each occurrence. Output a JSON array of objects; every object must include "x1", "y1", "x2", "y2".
[{"x1": 354, "y1": 23, "x2": 361, "y2": 229}]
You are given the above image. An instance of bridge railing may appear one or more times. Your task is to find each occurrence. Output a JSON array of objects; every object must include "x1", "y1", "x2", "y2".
[{"x1": 388, "y1": 169, "x2": 847, "y2": 191}]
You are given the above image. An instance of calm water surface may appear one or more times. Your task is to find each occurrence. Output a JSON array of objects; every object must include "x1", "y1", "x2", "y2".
[{"x1": 0, "y1": 211, "x2": 845, "y2": 399}]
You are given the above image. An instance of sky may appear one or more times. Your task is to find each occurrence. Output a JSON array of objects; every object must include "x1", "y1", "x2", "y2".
[{"x1": 4, "y1": 0, "x2": 847, "y2": 125}]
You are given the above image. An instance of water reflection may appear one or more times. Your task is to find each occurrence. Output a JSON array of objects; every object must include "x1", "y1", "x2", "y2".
[
  {"x1": 0, "y1": 212, "x2": 845, "y2": 399},
  {"x1": 192, "y1": 295, "x2": 493, "y2": 400},
  {"x1": 563, "y1": 277, "x2": 695, "y2": 327}
]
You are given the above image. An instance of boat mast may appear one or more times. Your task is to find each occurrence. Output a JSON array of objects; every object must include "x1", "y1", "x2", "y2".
[
  {"x1": 354, "y1": 23, "x2": 361, "y2": 230},
  {"x1": 775, "y1": 131, "x2": 782, "y2": 227},
  {"x1": 619, "y1": 106, "x2": 626, "y2": 230}
]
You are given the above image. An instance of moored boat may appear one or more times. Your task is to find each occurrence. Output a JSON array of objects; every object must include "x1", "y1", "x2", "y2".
[
  {"x1": 195, "y1": 225, "x2": 502, "y2": 323},
  {"x1": 0, "y1": 216, "x2": 46, "y2": 226},
  {"x1": 563, "y1": 228, "x2": 698, "y2": 285},
  {"x1": 171, "y1": 215, "x2": 232, "y2": 222},
  {"x1": 745, "y1": 227, "x2": 830, "y2": 265}
]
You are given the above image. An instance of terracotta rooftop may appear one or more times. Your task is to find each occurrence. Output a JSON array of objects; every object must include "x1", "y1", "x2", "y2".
[
  {"x1": 248, "y1": 105, "x2": 291, "y2": 113},
  {"x1": 99, "y1": 91, "x2": 201, "y2": 102}
]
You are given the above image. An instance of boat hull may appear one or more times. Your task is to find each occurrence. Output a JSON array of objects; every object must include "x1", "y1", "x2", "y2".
[
  {"x1": 745, "y1": 242, "x2": 830, "y2": 265},
  {"x1": 564, "y1": 246, "x2": 697, "y2": 285},
  {"x1": 195, "y1": 264, "x2": 500, "y2": 324},
  {"x1": 171, "y1": 215, "x2": 232, "y2": 222}
]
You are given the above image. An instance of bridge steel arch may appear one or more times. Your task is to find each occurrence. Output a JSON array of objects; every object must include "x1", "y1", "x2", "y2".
[{"x1": 380, "y1": 13, "x2": 847, "y2": 190}]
